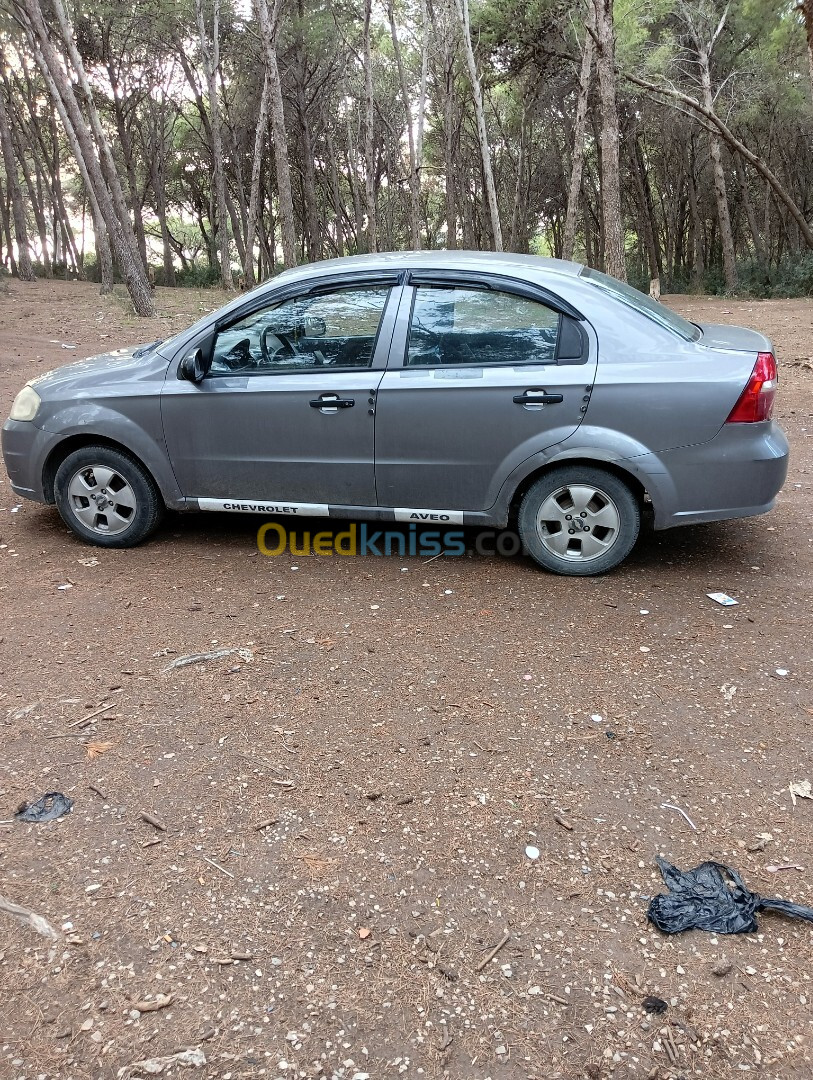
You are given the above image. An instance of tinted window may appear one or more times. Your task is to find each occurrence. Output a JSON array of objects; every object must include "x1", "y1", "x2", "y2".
[
  {"x1": 580, "y1": 267, "x2": 700, "y2": 341},
  {"x1": 210, "y1": 286, "x2": 391, "y2": 374},
  {"x1": 406, "y1": 287, "x2": 560, "y2": 367}
]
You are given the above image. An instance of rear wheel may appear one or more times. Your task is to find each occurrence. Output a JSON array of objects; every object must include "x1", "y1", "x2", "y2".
[
  {"x1": 518, "y1": 467, "x2": 640, "y2": 575},
  {"x1": 54, "y1": 445, "x2": 164, "y2": 548}
]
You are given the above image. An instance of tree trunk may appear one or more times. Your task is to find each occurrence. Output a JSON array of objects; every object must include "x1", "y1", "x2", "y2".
[
  {"x1": 0, "y1": 67, "x2": 35, "y2": 280},
  {"x1": 443, "y1": 51, "x2": 457, "y2": 249},
  {"x1": 362, "y1": 0, "x2": 378, "y2": 253},
  {"x1": 562, "y1": 22, "x2": 594, "y2": 261},
  {"x1": 453, "y1": 0, "x2": 502, "y2": 249},
  {"x1": 49, "y1": 0, "x2": 151, "y2": 278},
  {"x1": 388, "y1": 0, "x2": 420, "y2": 250},
  {"x1": 415, "y1": 0, "x2": 429, "y2": 247},
  {"x1": 734, "y1": 154, "x2": 767, "y2": 272},
  {"x1": 104, "y1": 50, "x2": 149, "y2": 270},
  {"x1": 22, "y1": 2, "x2": 155, "y2": 314},
  {"x1": 195, "y1": 0, "x2": 232, "y2": 289},
  {"x1": 255, "y1": 0, "x2": 298, "y2": 268},
  {"x1": 592, "y1": 0, "x2": 625, "y2": 280},
  {"x1": 293, "y1": 2, "x2": 320, "y2": 260},
  {"x1": 244, "y1": 75, "x2": 269, "y2": 287},
  {"x1": 326, "y1": 128, "x2": 345, "y2": 258},
  {"x1": 697, "y1": 47, "x2": 736, "y2": 289},
  {"x1": 801, "y1": 0, "x2": 813, "y2": 105},
  {"x1": 631, "y1": 133, "x2": 662, "y2": 281},
  {"x1": 508, "y1": 104, "x2": 528, "y2": 252}
]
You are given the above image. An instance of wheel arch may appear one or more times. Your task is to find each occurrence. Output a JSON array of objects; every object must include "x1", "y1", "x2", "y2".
[
  {"x1": 507, "y1": 457, "x2": 649, "y2": 524},
  {"x1": 43, "y1": 435, "x2": 159, "y2": 504}
]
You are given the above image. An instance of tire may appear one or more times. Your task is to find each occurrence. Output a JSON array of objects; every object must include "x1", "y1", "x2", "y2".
[
  {"x1": 54, "y1": 445, "x2": 164, "y2": 548},
  {"x1": 518, "y1": 466, "x2": 640, "y2": 576}
]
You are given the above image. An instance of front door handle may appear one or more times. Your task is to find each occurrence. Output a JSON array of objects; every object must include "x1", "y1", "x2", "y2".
[
  {"x1": 513, "y1": 390, "x2": 564, "y2": 405},
  {"x1": 310, "y1": 396, "x2": 355, "y2": 409}
]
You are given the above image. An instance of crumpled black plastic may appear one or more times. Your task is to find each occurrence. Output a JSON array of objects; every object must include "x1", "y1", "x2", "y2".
[
  {"x1": 15, "y1": 792, "x2": 74, "y2": 823},
  {"x1": 647, "y1": 856, "x2": 813, "y2": 935}
]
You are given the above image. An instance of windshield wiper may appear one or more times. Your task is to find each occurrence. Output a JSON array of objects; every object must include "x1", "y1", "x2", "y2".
[{"x1": 133, "y1": 340, "x2": 164, "y2": 358}]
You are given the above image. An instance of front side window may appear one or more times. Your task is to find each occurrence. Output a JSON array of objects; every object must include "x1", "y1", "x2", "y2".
[
  {"x1": 406, "y1": 286, "x2": 561, "y2": 367},
  {"x1": 210, "y1": 286, "x2": 391, "y2": 374}
]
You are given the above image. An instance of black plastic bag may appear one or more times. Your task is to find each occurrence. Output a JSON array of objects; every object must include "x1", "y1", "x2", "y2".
[
  {"x1": 15, "y1": 792, "x2": 73, "y2": 823},
  {"x1": 647, "y1": 856, "x2": 813, "y2": 935}
]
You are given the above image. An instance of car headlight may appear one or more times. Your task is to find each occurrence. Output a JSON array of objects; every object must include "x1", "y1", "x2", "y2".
[{"x1": 9, "y1": 385, "x2": 41, "y2": 422}]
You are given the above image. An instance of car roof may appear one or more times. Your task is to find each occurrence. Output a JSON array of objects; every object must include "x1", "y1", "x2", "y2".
[{"x1": 273, "y1": 250, "x2": 584, "y2": 285}]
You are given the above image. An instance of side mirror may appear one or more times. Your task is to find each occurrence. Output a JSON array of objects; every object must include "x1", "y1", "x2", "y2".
[
  {"x1": 304, "y1": 315, "x2": 327, "y2": 338},
  {"x1": 179, "y1": 346, "x2": 211, "y2": 383}
]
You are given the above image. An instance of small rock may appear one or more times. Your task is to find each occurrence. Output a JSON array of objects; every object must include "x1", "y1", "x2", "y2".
[
  {"x1": 712, "y1": 960, "x2": 733, "y2": 977},
  {"x1": 525, "y1": 845, "x2": 540, "y2": 861}
]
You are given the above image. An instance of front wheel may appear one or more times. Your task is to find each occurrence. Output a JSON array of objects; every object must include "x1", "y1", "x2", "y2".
[
  {"x1": 518, "y1": 467, "x2": 640, "y2": 576},
  {"x1": 54, "y1": 445, "x2": 164, "y2": 548}
]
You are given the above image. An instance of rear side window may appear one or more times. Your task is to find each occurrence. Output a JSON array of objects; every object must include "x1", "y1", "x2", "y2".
[
  {"x1": 406, "y1": 286, "x2": 561, "y2": 367},
  {"x1": 580, "y1": 267, "x2": 700, "y2": 342}
]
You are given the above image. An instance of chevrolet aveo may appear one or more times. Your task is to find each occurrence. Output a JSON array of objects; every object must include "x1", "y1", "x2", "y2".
[{"x1": 1, "y1": 252, "x2": 789, "y2": 575}]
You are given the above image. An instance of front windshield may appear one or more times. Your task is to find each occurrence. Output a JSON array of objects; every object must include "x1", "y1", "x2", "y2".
[{"x1": 580, "y1": 267, "x2": 700, "y2": 342}]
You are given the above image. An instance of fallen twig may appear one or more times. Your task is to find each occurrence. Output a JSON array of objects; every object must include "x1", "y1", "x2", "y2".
[
  {"x1": 88, "y1": 784, "x2": 107, "y2": 800},
  {"x1": 198, "y1": 855, "x2": 235, "y2": 879},
  {"x1": 68, "y1": 702, "x2": 115, "y2": 728},
  {"x1": 132, "y1": 993, "x2": 172, "y2": 1013},
  {"x1": 476, "y1": 931, "x2": 510, "y2": 972},
  {"x1": 253, "y1": 818, "x2": 278, "y2": 831},
  {"x1": 0, "y1": 894, "x2": 59, "y2": 941},
  {"x1": 140, "y1": 812, "x2": 167, "y2": 832},
  {"x1": 661, "y1": 802, "x2": 697, "y2": 831}
]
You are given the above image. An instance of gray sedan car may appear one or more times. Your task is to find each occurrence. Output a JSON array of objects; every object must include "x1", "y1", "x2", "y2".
[{"x1": 2, "y1": 252, "x2": 789, "y2": 575}]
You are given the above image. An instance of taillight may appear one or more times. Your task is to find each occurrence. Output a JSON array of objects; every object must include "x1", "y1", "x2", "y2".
[{"x1": 726, "y1": 352, "x2": 777, "y2": 423}]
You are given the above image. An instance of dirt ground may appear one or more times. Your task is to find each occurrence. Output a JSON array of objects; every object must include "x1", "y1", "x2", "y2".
[{"x1": 0, "y1": 279, "x2": 812, "y2": 1080}]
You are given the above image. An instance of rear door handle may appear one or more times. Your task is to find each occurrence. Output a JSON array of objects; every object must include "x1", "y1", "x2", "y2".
[
  {"x1": 513, "y1": 391, "x2": 564, "y2": 405},
  {"x1": 310, "y1": 396, "x2": 355, "y2": 409}
]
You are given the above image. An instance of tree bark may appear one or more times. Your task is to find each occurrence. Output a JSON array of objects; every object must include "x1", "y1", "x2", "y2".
[
  {"x1": 195, "y1": 0, "x2": 232, "y2": 289},
  {"x1": 562, "y1": 22, "x2": 594, "y2": 261},
  {"x1": 362, "y1": 0, "x2": 378, "y2": 253},
  {"x1": 800, "y1": 0, "x2": 813, "y2": 105},
  {"x1": 244, "y1": 75, "x2": 269, "y2": 287},
  {"x1": 293, "y1": 0, "x2": 320, "y2": 260},
  {"x1": 453, "y1": 0, "x2": 502, "y2": 249},
  {"x1": 0, "y1": 64, "x2": 35, "y2": 280},
  {"x1": 21, "y1": 1, "x2": 154, "y2": 312},
  {"x1": 49, "y1": 0, "x2": 151, "y2": 279},
  {"x1": 255, "y1": 0, "x2": 298, "y2": 268},
  {"x1": 387, "y1": 0, "x2": 420, "y2": 249},
  {"x1": 592, "y1": 0, "x2": 625, "y2": 280},
  {"x1": 697, "y1": 46, "x2": 736, "y2": 288},
  {"x1": 734, "y1": 155, "x2": 767, "y2": 271},
  {"x1": 442, "y1": 43, "x2": 457, "y2": 249}
]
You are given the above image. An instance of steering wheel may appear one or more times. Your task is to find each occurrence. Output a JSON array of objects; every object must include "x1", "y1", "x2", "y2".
[{"x1": 259, "y1": 326, "x2": 297, "y2": 366}]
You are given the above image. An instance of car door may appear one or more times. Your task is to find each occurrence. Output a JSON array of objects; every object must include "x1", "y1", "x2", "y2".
[
  {"x1": 374, "y1": 276, "x2": 597, "y2": 513},
  {"x1": 161, "y1": 280, "x2": 401, "y2": 509}
]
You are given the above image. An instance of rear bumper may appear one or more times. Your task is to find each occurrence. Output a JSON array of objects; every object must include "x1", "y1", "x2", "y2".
[{"x1": 634, "y1": 421, "x2": 789, "y2": 530}]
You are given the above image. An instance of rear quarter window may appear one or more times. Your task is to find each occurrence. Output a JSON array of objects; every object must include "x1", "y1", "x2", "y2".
[{"x1": 580, "y1": 268, "x2": 700, "y2": 342}]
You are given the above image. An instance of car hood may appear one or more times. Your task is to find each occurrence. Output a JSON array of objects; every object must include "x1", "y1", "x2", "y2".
[
  {"x1": 29, "y1": 343, "x2": 170, "y2": 396},
  {"x1": 697, "y1": 322, "x2": 773, "y2": 354}
]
